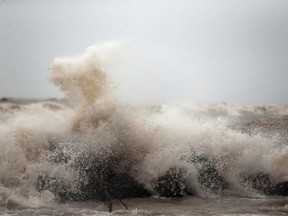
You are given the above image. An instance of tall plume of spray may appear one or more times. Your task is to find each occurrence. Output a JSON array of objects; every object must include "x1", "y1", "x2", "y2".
[
  {"x1": 50, "y1": 42, "x2": 121, "y2": 105},
  {"x1": 50, "y1": 42, "x2": 126, "y2": 134}
]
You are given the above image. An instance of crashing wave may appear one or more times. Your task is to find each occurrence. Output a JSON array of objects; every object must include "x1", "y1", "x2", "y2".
[{"x1": 0, "y1": 43, "x2": 288, "y2": 210}]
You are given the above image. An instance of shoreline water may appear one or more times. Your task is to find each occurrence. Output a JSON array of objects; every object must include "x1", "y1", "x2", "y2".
[{"x1": 1, "y1": 196, "x2": 287, "y2": 215}]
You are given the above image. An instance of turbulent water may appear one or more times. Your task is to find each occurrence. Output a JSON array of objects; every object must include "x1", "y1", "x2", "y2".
[{"x1": 0, "y1": 43, "x2": 288, "y2": 215}]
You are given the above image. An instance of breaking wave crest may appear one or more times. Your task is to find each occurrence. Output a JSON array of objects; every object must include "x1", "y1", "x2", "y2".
[{"x1": 0, "y1": 43, "x2": 288, "y2": 209}]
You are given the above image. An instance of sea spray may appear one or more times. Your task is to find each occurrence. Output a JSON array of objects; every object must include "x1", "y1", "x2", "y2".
[
  {"x1": 50, "y1": 42, "x2": 122, "y2": 105},
  {"x1": 0, "y1": 43, "x2": 288, "y2": 210}
]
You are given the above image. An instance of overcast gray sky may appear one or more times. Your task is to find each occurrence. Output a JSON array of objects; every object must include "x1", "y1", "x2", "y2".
[{"x1": 1, "y1": 0, "x2": 288, "y2": 104}]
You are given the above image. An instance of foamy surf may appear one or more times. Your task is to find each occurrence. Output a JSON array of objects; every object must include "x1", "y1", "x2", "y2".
[{"x1": 0, "y1": 43, "x2": 287, "y2": 215}]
